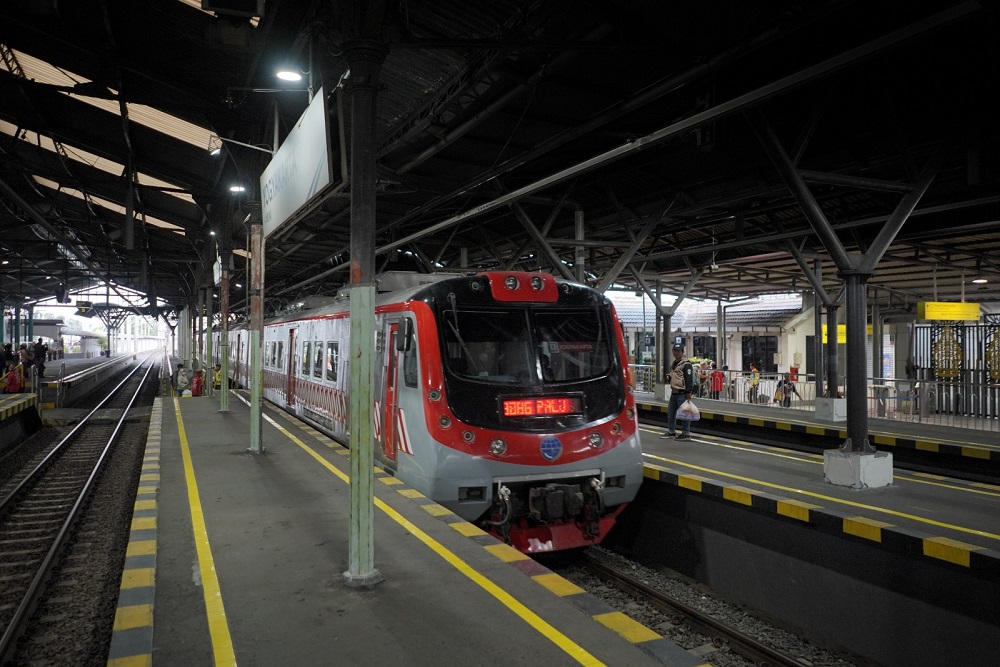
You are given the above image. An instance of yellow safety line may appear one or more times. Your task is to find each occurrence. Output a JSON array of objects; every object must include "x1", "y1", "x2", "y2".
[
  {"x1": 643, "y1": 428, "x2": 1000, "y2": 499},
  {"x1": 259, "y1": 409, "x2": 604, "y2": 667},
  {"x1": 173, "y1": 398, "x2": 238, "y2": 667},
  {"x1": 643, "y1": 452, "x2": 1000, "y2": 541}
]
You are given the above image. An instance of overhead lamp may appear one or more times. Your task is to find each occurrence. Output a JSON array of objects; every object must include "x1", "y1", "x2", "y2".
[
  {"x1": 230, "y1": 185, "x2": 246, "y2": 193},
  {"x1": 210, "y1": 230, "x2": 217, "y2": 236},
  {"x1": 972, "y1": 277, "x2": 988, "y2": 284},
  {"x1": 276, "y1": 68, "x2": 302, "y2": 82}
]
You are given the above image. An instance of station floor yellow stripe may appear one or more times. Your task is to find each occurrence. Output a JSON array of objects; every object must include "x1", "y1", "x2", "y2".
[
  {"x1": 174, "y1": 398, "x2": 237, "y2": 667},
  {"x1": 644, "y1": 452, "x2": 1000, "y2": 542},
  {"x1": 259, "y1": 407, "x2": 605, "y2": 667}
]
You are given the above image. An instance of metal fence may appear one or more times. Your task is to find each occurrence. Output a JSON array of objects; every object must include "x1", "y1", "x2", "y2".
[{"x1": 629, "y1": 365, "x2": 998, "y2": 433}]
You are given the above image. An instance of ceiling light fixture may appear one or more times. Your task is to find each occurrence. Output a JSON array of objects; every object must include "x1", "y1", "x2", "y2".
[
  {"x1": 276, "y1": 69, "x2": 302, "y2": 82},
  {"x1": 230, "y1": 185, "x2": 246, "y2": 193},
  {"x1": 972, "y1": 277, "x2": 988, "y2": 284}
]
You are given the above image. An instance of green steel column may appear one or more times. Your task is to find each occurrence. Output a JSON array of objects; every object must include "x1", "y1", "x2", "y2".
[
  {"x1": 343, "y1": 38, "x2": 386, "y2": 589},
  {"x1": 206, "y1": 286, "x2": 214, "y2": 396},
  {"x1": 249, "y1": 221, "x2": 264, "y2": 454},
  {"x1": 219, "y1": 262, "x2": 231, "y2": 413}
]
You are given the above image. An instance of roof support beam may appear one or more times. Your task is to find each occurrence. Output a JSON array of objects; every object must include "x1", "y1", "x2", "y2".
[
  {"x1": 509, "y1": 202, "x2": 575, "y2": 281},
  {"x1": 597, "y1": 212, "x2": 669, "y2": 293},
  {"x1": 376, "y1": 1, "x2": 977, "y2": 260}
]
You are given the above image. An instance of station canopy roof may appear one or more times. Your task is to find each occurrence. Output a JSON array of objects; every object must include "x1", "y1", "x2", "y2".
[{"x1": 1, "y1": 0, "x2": 998, "y2": 322}]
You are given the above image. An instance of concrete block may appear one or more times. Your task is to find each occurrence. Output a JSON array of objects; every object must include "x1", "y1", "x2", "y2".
[
  {"x1": 815, "y1": 397, "x2": 847, "y2": 421},
  {"x1": 823, "y1": 449, "x2": 893, "y2": 489}
]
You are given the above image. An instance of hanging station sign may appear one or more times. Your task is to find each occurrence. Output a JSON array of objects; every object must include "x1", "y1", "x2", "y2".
[
  {"x1": 260, "y1": 86, "x2": 334, "y2": 239},
  {"x1": 917, "y1": 301, "x2": 981, "y2": 321}
]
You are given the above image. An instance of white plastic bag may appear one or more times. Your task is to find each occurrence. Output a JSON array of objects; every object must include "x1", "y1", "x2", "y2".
[{"x1": 677, "y1": 399, "x2": 700, "y2": 421}]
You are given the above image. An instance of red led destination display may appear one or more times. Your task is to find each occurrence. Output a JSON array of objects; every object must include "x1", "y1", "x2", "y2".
[{"x1": 502, "y1": 396, "x2": 583, "y2": 417}]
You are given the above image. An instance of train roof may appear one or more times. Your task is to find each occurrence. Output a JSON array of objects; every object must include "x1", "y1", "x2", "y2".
[{"x1": 259, "y1": 271, "x2": 608, "y2": 326}]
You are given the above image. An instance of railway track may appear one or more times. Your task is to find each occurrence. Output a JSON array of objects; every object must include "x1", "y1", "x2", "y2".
[
  {"x1": 578, "y1": 551, "x2": 808, "y2": 667},
  {"x1": 0, "y1": 356, "x2": 157, "y2": 664}
]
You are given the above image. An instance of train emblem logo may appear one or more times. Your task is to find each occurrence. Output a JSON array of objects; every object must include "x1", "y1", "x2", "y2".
[{"x1": 539, "y1": 436, "x2": 563, "y2": 462}]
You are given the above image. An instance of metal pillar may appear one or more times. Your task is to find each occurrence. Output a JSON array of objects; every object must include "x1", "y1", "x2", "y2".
[
  {"x1": 716, "y1": 301, "x2": 723, "y2": 366},
  {"x1": 206, "y1": 285, "x2": 215, "y2": 396},
  {"x1": 248, "y1": 222, "x2": 264, "y2": 454},
  {"x1": 26, "y1": 304, "x2": 33, "y2": 342},
  {"x1": 343, "y1": 39, "x2": 386, "y2": 589},
  {"x1": 813, "y1": 261, "x2": 825, "y2": 399},
  {"x1": 843, "y1": 271, "x2": 875, "y2": 453},
  {"x1": 871, "y1": 292, "x2": 881, "y2": 380},
  {"x1": 574, "y1": 210, "x2": 585, "y2": 282},
  {"x1": 825, "y1": 304, "x2": 840, "y2": 398},
  {"x1": 219, "y1": 261, "x2": 231, "y2": 413}
]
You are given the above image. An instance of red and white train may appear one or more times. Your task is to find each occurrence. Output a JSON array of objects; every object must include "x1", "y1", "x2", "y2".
[{"x1": 222, "y1": 271, "x2": 643, "y2": 553}]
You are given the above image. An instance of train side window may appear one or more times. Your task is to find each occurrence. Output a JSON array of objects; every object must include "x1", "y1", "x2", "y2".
[
  {"x1": 270, "y1": 341, "x2": 278, "y2": 367},
  {"x1": 263, "y1": 341, "x2": 271, "y2": 368},
  {"x1": 302, "y1": 342, "x2": 312, "y2": 377},
  {"x1": 276, "y1": 341, "x2": 284, "y2": 370},
  {"x1": 313, "y1": 340, "x2": 323, "y2": 378},
  {"x1": 403, "y1": 330, "x2": 417, "y2": 388},
  {"x1": 326, "y1": 342, "x2": 339, "y2": 382}
]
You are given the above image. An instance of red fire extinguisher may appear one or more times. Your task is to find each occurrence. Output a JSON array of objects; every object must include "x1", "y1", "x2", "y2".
[{"x1": 191, "y1": 369, "x2": 204, "y2": 396}]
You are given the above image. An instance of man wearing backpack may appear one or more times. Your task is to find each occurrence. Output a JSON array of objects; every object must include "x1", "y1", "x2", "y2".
[{"x1": 661, "y1": 344, "x2": 696, "y2": 440}]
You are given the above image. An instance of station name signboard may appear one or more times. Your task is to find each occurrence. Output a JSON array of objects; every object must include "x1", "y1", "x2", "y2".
[
  {"x1": 917, "y1": 301, "x2": 981, "y2": 321},
  {"x1": 260, "y1": 85, "x2": 334, "y2": 239},
  {"x1": 821, "y1": 324, "x2": 873, "y2": 344}
]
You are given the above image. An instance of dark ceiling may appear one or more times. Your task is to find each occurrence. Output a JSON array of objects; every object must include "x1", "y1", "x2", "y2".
[{"x1": 1, "y1": 0, "x2": 998, "y2": 322}]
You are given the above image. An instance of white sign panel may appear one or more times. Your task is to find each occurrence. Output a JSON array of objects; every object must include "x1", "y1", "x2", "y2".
[{"x1": 261, "y1": 86, "x2": 333, "y2": 238}]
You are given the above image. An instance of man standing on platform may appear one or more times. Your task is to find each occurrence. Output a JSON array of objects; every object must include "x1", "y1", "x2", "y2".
[{"x1": 661, "y1": 344, "x2": 696, "y2": 440}]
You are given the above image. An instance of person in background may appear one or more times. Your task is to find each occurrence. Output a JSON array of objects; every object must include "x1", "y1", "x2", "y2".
[
  {"x1": 173, "y1": 363, "x2": 189, "y2": 394},
  {"x1": 1, "y1": 359, "x2": 23, "y2": 393},
  {"x1": 213, "y1": 363, "x2": 223, "y2": 391},
  {"x1": 709, "y1": 362, "x2": 724, "y2": 399},
  {"x1": 774, "y1": 373, "x2": 801, "y2": 407},
  {"x1": 33, "y1": 338, "x2": 48, "y2": 378},
  {"x1": 748, "y1": 363, "x2": 760, "y2": 404},
  {"x1": 661, "y1": 344, "x2": 696, "y2": 440},
  {"x1": 697, "y1": 361, "x2": 710, "y2": 397}
]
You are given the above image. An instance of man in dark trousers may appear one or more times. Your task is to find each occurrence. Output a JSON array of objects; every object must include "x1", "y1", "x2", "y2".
[
  {"x1": 661, "y1": 344, "x2": 696, "y2": 440},
  {"x1": 33, "y1": 338, "x2": 48, "y2": 378}
]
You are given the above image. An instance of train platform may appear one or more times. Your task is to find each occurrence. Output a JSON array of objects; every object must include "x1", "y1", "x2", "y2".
[
  {"x1": 635, "y1": 393, "x2": 1000, "y2": 464},
  {"x1": 626, "y1": 422, "x2": 1000, "y2": 667},
  {"x1": 633, "y1": 392, "x2": 1000, "y2": 565},
  {"x1": 106, "y1": 392, "x2": 705, "y2": 667}
]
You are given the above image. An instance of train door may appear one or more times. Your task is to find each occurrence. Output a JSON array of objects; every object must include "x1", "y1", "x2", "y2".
[
  {"x1": 235, "y1": 333, "x2": 243, "y2": 387},
  {"x1": 382, "y1": 322, "x2": 400, "y2": 461},
  {"x1": 287, "y1": 328, "x2": 298, "y2": 407}
]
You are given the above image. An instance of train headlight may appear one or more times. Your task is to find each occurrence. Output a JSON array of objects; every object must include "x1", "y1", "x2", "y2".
[
  {"x1": 611, "y1": 422, "x2": 622, "y2": 435},
  {"x1": 627, "y1": 408, "x2": 635, "y2": 419},
  {"x1": 489, "y1": 439, "x2": 507, "y2": 456},
  {"x1": 588, "y1": 432, "x2": 603, "y2": 448},
  {"x1": 439, "y1": 415, "x2": 452, "y2": 428},
  {"x1": 462, "y1": 430, "x2": 475, "y2": 443},
  {"x1": 530, "y1": 276, "x2": 544, "y2": 290},
  {"x1": 504, "y1": 276, "x2": 519, "y2": 290},
  {"x1": 429, "y1": 389, "x2": 441, "y2": 401}
]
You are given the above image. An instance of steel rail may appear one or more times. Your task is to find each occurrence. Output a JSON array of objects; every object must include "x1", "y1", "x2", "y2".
[
  {"x1": 0, "y1": 353, "x2": 158, "y2": 662},
  {"x1": 581, "y1": 552, "x2": 805, "y2": 667}
]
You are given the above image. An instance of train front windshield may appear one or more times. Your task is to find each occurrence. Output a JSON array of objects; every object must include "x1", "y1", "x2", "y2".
[{"x1": 442, "y1": 308, "x2": 613, "y2": 384}]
